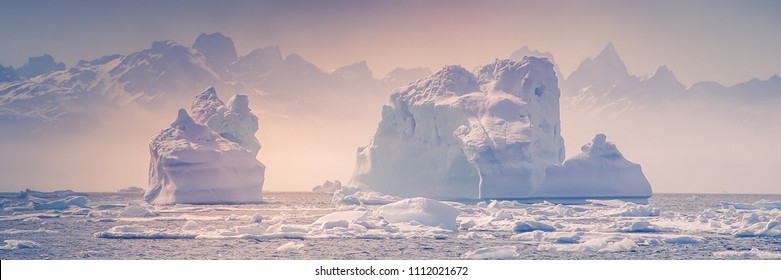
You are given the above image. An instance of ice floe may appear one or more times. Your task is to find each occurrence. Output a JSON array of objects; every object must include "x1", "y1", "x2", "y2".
[
  {"x1": 0, "y1": 239, "x2": 41, "y2": 250},
  {"x1": 463, "y1": 246, "x2": 519, "y2": 259}
]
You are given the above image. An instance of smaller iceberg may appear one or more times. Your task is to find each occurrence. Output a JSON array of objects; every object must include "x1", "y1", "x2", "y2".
[
  {"x1": 533, "y1": 134, "x2": 652, "y2": 200},
  {"x1": 145, "y1": 88, "x2": 265, "y2": 204}
]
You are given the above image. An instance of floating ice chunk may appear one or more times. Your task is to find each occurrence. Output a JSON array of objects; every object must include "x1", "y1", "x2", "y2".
[
  {"x1": 373, "y1": 197, "x2": 459, "y2": 230},
  {"x1": 313, "y1": 211, "x2": 369, "y2": 225},
  {"x1": 732, "y1": 217, "x2": 781, "y2": 238},
  {"x1": 513, "y1": 221, "x2": 556, "y2": 233},
  {"x1": 606, "y1": 203, "x2": 660, "y2": 217},
  {"x1": 722, "y1": 201, "x2": 781, "y2": 210},
  {"x1": 117, "y1": 187, "x2": 145, "y2": 193},
  {"x1": 320, "y1": 220, "x2": 350, "y2": 230},
  {"x1": 266, "y1": 222, "x2": 309, "y2": 234},
  {"x1": 232, "y1": 223, "x2": 267, "y2": 235},
  {"x1": 313, "y1": 180, "x2": 342, "y2": 193},
  {"x1": 251, "y1": 212, "x2": 263, "y2": 223},
  {"x1": 542, "y1": 231, "x2": 583, "y2": 244},
  {"x1": 463, "y1": 246, "x2": 519, "y2": 260},
  {"x1": 490, "y1": 209, "x2": 514, "y2": 221},
  {"x1": 616, "y1": 220, "x2": 658, "y2": 232},
  {"x1": 182, "y1": 220, "x2": 200, "y2": 231},
  {"x1": 333, "y1": 187, "x2": 400, "y2": 205},
  {"x1": 0, "y1": 228, "x2": 59, "y2": 234},
  {"x1": 714, "y1": 248, "x2": 781, "y2": 259},
  {"x1": 0, "y1": 239, "x2": 41, "y2": 250},
  {"x1": 662, "y1": 235, "x2": 705, "y2": 244},
  {"x1": 94, "y1": 224, "x2": 197, "y2": 239},
  {"x1": 19, "y1": 189, "x2": 88, "y2": 199},
  {"x1": 119, "y1": 204, "x2": 158, "y2": 217},
  {"x1": 599, "y1": 238, "x2": 637, "y2": 253},
  {"x1": 538, "y1": 237, "x2": 635, "y2": 252},
  {"x1": 33, "y1": 196, "x2": 87, "y2": 210},
  {"x1": 277, "y1": 242, "x2": 305, "y2": 252}
]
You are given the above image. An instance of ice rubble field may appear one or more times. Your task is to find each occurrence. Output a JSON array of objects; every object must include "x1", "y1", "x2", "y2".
[{"x1": 1, "y1": 191, "x2": 780, "y2": 260}]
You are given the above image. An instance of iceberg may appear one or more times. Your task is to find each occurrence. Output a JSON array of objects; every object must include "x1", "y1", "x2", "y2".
[
  {"x1": 351, "y1": 58, "x2": 565, "y2": 199},
  {"x1": 350, "y1": 57, "x2": 652, "y2": 201},
  {"x1": 144, "y1": 104, "x2": 265, "y2": 204},
  {"x1": 533, "y1": 134, "x2": 653, "y2": 200},
  {"x1": 373, "y1": 197, "x2": 459, "y2": 230}
]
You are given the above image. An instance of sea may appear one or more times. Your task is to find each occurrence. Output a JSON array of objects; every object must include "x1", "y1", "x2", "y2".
[{"x1": 1, "y1": 192, "x2": 780, "y2": 260}]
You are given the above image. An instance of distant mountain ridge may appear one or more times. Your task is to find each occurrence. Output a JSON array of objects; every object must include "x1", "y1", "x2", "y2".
[{"x1": 0, "y1": 33, "x2": 431, "y2": 128}]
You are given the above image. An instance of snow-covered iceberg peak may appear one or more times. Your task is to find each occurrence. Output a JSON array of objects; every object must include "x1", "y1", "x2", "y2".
[
  {"x1": 191, "y1": 87, "x2": 226, "y2": 124},
  {"x1": 190, "y1": 87, "x2": 261, "y2": 156},
  {"x1": 145, "y1": 108, "x2": 265, "y2": 205},
  {"x1": 351, "y1": 57, "x2": 565, "y2": 199},
  {"x1": 534, "y1": 134, "x2": 652, "y2": 200}
]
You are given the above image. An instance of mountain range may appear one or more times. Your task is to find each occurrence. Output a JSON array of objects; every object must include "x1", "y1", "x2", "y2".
[{"x1": 0, "y1": 32, "x2": 433, "y2": 130}]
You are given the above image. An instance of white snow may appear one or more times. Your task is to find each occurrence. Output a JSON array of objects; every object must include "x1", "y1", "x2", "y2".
[
  {"x1": 373, "y1": 197, "x2": 459, "y2": 230},
  {"x1": 144, "y1": 105, "x2": 265, "y2": 204},
  {"x1": 462, "y1": 246, "x2": 518, "y2": 259}
]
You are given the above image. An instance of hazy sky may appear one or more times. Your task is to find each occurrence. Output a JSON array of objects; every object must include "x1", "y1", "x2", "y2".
[{"x1": 1, "y1": 0, "x2": 780, "y2": 86}]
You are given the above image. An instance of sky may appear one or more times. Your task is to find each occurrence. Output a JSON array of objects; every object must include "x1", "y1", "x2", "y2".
[{"x1": 1, "y1": 0, "x2": 780, "y2": 86}]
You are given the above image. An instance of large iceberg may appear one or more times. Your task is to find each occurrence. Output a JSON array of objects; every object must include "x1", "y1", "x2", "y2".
[
  {"x1": 351, "y1": 58, "x2": 564, "y2": 199},
  {"x1": 350, "y1": 57, "x2": 651, "y2": 200},
  {"x1": 145, "y1": 89, "x2": 265, "y2": 204}
]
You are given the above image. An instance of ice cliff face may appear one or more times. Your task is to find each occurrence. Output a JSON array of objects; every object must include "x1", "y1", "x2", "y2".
[
  {"x1": 351, "y1": 57, "x2": 565, "y2": 199},
  {"x1": 145, "y1": 90, "x2": 265, "y2": 204},
  {"x1": 191, "y1": 87, "x2": 261, "y2": 155},
  {"x1": 535, "y1": 134, "x2": 652, "y2": 199}
]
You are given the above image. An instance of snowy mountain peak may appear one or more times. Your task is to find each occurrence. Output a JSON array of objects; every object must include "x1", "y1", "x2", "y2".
[
  {"x1": 0, "y1": 64, "x2": 20, "y2": 82},
  {"x1": 594, "y1": 43, "x2": 628, "y2": 75},
  {"x1": 151, "y1": 40, "x2": 179, "y2": 51},
  {"x1": 16, "y1": 54, "x2": 66, "y2": 78},
  {"x1": 646, "y1": 65, "x2": 684, "y2": 88},
  {"x1": 564, "y1": 43, "x2": 632, "y2": 93},
  {"x1": 334, "y1": 60, "x2": 374, "y2": 80},
  {"x1": 193, "y1": 32, "x2": 238, "y2": 70},
  {"x1": 382, "y1": 67, "x2": 433, "y2": 87}
]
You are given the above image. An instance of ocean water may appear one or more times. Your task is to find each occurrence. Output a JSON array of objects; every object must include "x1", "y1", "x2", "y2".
[{"x1": 1, "y1": 192, "x2": 780, "y2": 260}]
